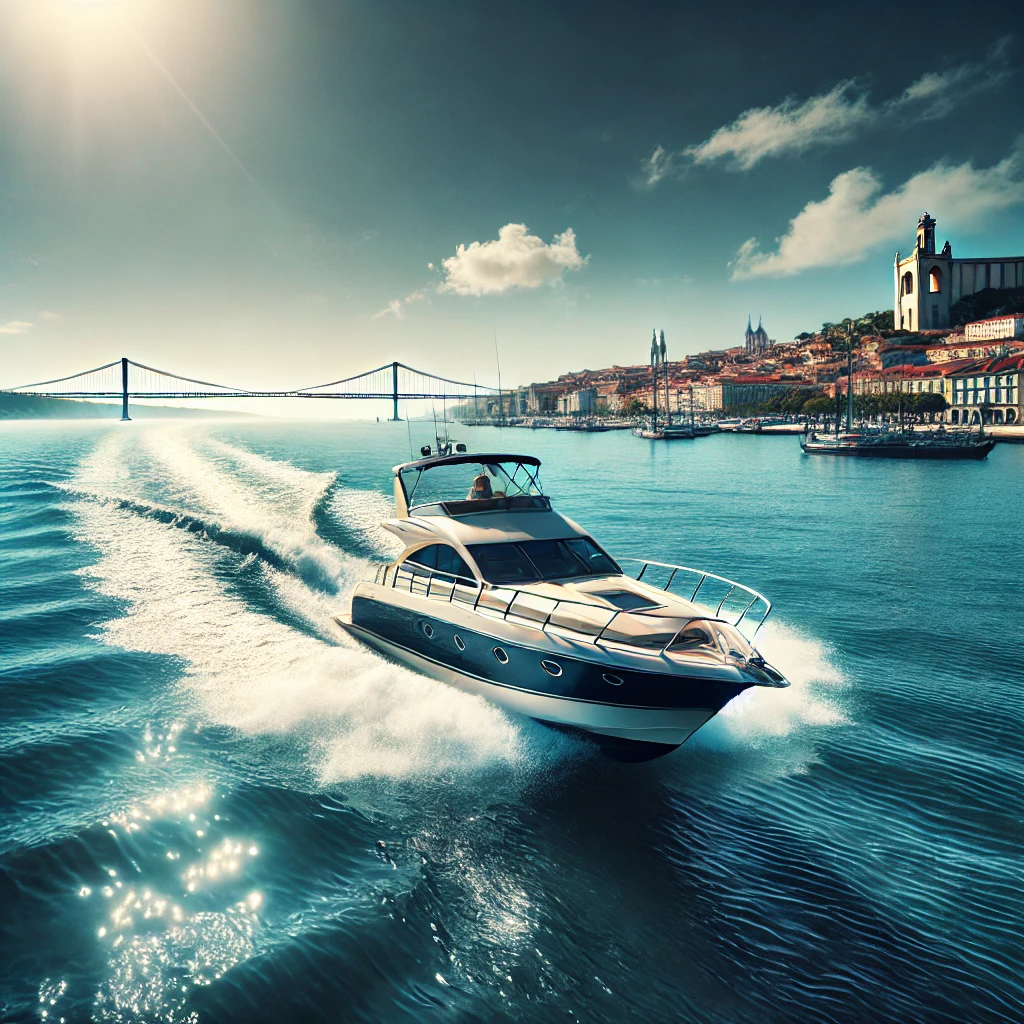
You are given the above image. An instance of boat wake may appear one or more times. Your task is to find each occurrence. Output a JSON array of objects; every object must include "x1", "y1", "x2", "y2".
[{"x1": 64, "y1": 426, "x2": 549, "y2": 784}]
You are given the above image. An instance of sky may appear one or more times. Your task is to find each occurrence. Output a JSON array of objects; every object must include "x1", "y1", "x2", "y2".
[{"x1": 1, "y1": 0, "x2": 1023, "y2": 415}]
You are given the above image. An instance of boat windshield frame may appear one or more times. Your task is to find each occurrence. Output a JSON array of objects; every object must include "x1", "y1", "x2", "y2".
[{"x1": 395, "y1": 453, "x2": 546, "y2": 515}]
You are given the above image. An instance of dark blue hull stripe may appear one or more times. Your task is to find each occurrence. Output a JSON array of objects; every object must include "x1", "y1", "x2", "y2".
[{"x1": 350, "y1": 595, "x2": 747, "y2": 713}]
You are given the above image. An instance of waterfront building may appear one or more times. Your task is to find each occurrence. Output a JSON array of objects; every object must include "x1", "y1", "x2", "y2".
[
  {"x1": 964, "y1": 314, "x2": 1024, "y2": 343},
  {"x1": 557, "y1": 387, "x2": 598, "y2": 417},
  {"x1": 948, "y1": 354, "x2": 1024, "y2": 425},
  {"x1": 839, "y1": 361, "x2": 970, "y2": 414},
  {"x1": 744, "y1": 316, "x2": 770, "y2": 355},
  {"x1": 690, "y1": 382, "x2": 723, "y2": 412},
  {"x1": 894, "y1": 213, "x2": 1024, "y2": 331}
]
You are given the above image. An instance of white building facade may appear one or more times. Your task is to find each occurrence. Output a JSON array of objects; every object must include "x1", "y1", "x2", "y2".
[
  {"x1": 557, "y1": 387, "x2": 597, "y2": 416},
  {"x1": 948, "y1": 356, "x2": 1023, "y2": 425},
  {"x1": 964, "y1": 315, "x2": 1024, "y2": 343}
]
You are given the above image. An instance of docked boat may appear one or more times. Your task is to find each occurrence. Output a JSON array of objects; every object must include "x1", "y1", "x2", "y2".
[
  {"x1": 800, "y1": 429, "x2": 995, "y2": 460},
  {"x1": 632, "y1": 420, "x2": 695, "y2": 440},
  {"x1": 335, "y1": 449, "x2": 787, "y2": 761}
]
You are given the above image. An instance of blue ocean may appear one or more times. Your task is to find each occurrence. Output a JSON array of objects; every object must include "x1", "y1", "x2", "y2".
[{"x1": 1, "y1": 419, "x2": 1022, "y2": 1023}]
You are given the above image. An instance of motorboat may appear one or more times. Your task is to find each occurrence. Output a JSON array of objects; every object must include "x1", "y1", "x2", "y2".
[{"x1": 335, "y1": 449, "x2": 788, "y2": 761}]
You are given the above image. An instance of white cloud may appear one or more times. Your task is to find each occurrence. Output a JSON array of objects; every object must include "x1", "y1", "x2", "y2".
[
  {"x1": 373, "y1": 288, "x2": 428, "y2": 319},
  {"x1": 38, "y1": 310, "x2": 62, "y2": 322},
  {"x1": 688, "y1": 82, "x2": 872, "y2": 171},
  {"x1": 0, "y1": 320, "x2": 33, "y2": 334},
  {"x1": 439, "y1": 223, "x2": 587, "y2": 296},
  {"x1": 730, "y1": 143, "x2": 1024, "y2": 280},
  {"x1": 637, "y1": 145, "x2": 677, "y2": 188},
  {"x1": 643, "y1": 42, "x2": 1011, "y2": 179}
]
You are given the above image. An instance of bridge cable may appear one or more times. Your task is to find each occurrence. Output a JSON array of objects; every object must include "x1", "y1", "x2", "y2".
[{"x1": 5, "y1": 360, "x2": 122, "y2": 392}]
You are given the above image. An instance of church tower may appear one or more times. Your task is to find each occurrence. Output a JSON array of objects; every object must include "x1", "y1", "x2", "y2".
[
  {"x1": 895, "y1": 213, "x2": 952, "y2": 331},
  {"x1": 916, "y1": 212, "x2": 936, "y2": 254}
]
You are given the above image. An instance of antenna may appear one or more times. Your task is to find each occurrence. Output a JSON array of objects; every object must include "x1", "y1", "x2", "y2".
[{"x1": 494, "y1": 327, "x2": 503, "y2": 426}]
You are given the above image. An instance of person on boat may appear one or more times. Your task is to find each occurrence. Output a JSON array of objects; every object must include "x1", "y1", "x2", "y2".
[{"x1": 468, "y1": 471, "x2": 493, "y2": 500}]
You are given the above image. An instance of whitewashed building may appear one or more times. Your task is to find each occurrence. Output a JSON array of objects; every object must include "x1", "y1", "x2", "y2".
[
  {"x1": 557, "y1": 387, "x2": 597, "y2": 416},
  {"x1": 964, "y1": 315, "x2": 1024, "y2": 343}
]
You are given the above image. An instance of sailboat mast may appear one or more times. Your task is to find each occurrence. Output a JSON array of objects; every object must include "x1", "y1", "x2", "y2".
[
  {"x1": 847, "y1": 335, "x2": 854, "y2": 431},
  {"x1": 650, "y1": 330, "x2": 659, "y2": 432},
  {"x1": 660, "y1": 330, "x2": 670, "y2": 427}
]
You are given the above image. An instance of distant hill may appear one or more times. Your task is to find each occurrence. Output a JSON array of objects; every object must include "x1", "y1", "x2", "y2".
[{"x1": 0, "y1": 393, "x2": 258, "y2": 420}]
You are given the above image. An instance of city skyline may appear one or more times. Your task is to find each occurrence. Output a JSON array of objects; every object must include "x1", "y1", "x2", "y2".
[{"x1": 1, "y1": 0, "x2": 1023, "y2": 416}]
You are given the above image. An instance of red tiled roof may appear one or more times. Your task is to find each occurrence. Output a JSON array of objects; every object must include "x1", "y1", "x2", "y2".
[
  {"x1": 947, "y1": 354, "x2": 1024, "y2": 375},
  {"x1": 966, "y1": 314, "x2": 1024, "y2": 325},
  {"x1": 844, "y1": 359, "x2": 977, "y2": 382}
]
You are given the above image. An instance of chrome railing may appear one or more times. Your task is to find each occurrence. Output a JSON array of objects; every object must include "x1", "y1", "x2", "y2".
[
  {"x1": 618, "y1": 558, "x2": 771, "y2": 638},
  {"x1": 372, "y1": 555, "x2": 772, "y2": 653}
]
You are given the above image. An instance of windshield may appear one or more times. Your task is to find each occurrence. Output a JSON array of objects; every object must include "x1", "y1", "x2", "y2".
[
  {"x1": 401, "y1": 460, "x2": 544, "y2": 511},
  {"x1": 468, "y1": 538, "x2": 621, "y2": 584}
]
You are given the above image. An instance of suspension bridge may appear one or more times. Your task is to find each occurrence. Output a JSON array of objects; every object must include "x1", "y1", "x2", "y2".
[{"x1": 2, "y1": 358, "x2": 502, "y2": 421}]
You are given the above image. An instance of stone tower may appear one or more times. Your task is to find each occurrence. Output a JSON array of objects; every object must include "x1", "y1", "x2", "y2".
[{"x1": 895, "y1": 212, "x2": 952, "y2": 331}]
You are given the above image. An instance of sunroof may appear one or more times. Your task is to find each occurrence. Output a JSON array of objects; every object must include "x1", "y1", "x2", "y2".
[{"x1": 594, "y1": 591, "x2": 662, "y2": 611}]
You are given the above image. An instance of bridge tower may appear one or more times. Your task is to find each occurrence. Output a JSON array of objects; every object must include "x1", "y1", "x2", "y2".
[{"x1": 121, "y1": 357, "x2": 131, "y2": 421}]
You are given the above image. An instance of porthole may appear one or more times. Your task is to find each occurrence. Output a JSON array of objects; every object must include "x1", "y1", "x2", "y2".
[
  {"x1": 454, "y1": 635, "x2": 466, "y2": 652},
  {"x1": 540, "y1": 660, "x2": 562, "y2": 677},
  {"x1": 422, "y1": 623, "x2": 434, "y2": 639},
  {"x1": 602, "y1": 672, "x2": 624, "y2": 686},
  {"x1": 493, "y1": 647, "x2": 509, "y2": 665}
]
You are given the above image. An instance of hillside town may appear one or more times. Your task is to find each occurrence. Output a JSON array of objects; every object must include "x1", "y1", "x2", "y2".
[{"x1": 463, "y1": 215, "x2": 1024, "y2": 428}]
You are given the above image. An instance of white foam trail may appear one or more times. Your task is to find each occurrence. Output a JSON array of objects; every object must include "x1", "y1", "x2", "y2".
[
  {"x1": 694, "y1": 620, "x2": 847, "y2": 750},
  {"x1": 145, "y1": 430, "x2": 355, "y2": 589},
  {"x1": 69, "y1": 429, "x2": 532, "y2": 781},
  {"x1": 327, "y1": 486, "x2": 404, "y2": 560}
]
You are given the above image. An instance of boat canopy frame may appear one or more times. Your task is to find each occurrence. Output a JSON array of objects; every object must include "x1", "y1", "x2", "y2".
[{"x1": 394, "y1": 453, "x2": 545, "y2": 516}]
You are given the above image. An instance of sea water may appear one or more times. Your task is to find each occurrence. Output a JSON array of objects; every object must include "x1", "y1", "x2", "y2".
[{"x1": 1, "y1": 419, "x2": 1021, "y2": 1022}]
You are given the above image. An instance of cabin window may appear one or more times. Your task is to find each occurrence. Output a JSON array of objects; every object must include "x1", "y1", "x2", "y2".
[
  {"x1": 563, "y1": 538, "x2": 620, "y2": 575},
  {"x1": 405, "y1": 544, "x2": 473, "y2": 580},
  {"x1": 902, "y1": 272, "x2": 914, "y2": 295},
  {"x1": 929, "y1": 268, "x2": 941, "y2": 293},
  {"x1": 519, "y1": 540, "x2": 585, "y2": 579},
  {"x1": 468, "y1": 538, "x2": 621, "y2": 585},
  {"x1": 468, "y1": 543, "x2": 539, "y2": 584}
]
